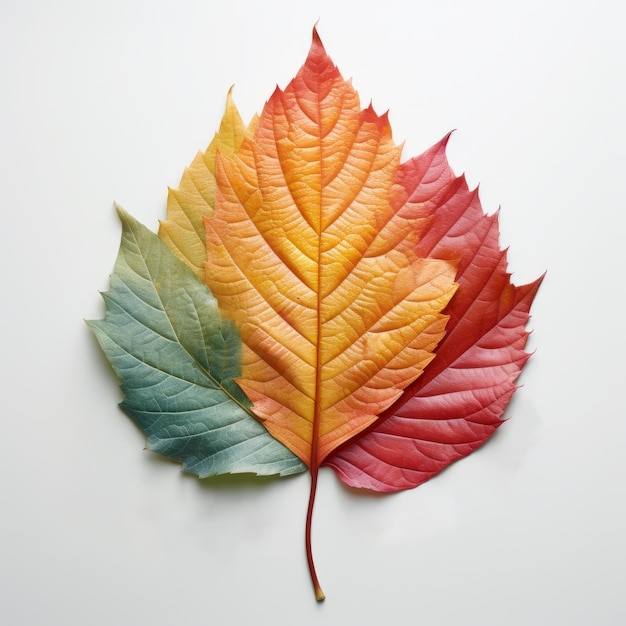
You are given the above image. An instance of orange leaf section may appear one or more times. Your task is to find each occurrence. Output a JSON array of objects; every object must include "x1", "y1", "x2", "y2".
[
  {"x1": 159, "y1": 90, "x2": 257, "y2": 280},
  {"x1": 203, "y1": 31, "x2": 458, "y2": 467}
]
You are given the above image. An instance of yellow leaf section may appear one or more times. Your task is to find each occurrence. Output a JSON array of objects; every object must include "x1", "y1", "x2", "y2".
[
  {"x1": 159, "y1": 89, "x2": 258, "y2": 280},
  {"x1": 204, "y1": 31, "x2": 458, "y2": 467}
]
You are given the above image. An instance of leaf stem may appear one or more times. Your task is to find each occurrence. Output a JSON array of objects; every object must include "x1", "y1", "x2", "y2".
[{"x1": 305, "y1": 466, "x2": 325, "y2": 601}]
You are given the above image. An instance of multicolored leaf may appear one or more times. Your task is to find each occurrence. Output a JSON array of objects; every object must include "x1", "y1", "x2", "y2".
[
  {"x1": 88, "y1": 207, "x2": 305, "y2": 478},
  {"x1": 91, "y1": 27, "x2": 541, "y2": 601},
  {"x1": 325, "y1": 136, "x2": 543, "y2": 491},
  {"x1": 202, "y1": 30, "x2": 458, "y2": 469}
]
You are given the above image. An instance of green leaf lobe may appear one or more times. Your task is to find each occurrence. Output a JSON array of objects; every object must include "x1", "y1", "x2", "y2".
[{"x1": 88, "y1": 207, "x2": 306, "y2": 478}]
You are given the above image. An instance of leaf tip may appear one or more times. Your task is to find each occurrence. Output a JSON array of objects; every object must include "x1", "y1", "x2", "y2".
[
  {"x1": 113, "y1": 202, "x2": 131, "y2": 225},
  {"x1": 312, "y1": 21, "x2": 321, "y2": 41},
  {"x1": 443, "y1": 129, "x2": 455, "y2": 145},
  {"x1": 225, "y1": 84, "x2": 238, "y2": 109},
  {"x1": 310, "y1": 22, "x2": 326, "y2": 55}
]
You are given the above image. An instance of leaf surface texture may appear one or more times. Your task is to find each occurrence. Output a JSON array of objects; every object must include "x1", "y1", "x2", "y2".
[
  {"x1": 201, "y1": 32, "x2": 458, "y2": 467},
  {"x1": 324, "y1": 137, "x2": 543, "y2": 490},
  {"x1": 89, "y1": 208, "x2": 305, "y2": 477}
]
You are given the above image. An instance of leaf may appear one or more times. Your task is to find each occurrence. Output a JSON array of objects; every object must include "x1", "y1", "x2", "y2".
[
  {"x1": 202, "y1": 29, "x2": 458, "y2": 471},
  {"x1": 324, "y1": 136, "x2": 543, "y2": 491},
  {"x1": 158, "y1": 89, "x2": 258, "y2": 281},
  {"x1": 88, "y1": 207, "x2": 306, "y2": 478},
  {"x1": 92, "y1": 27, "x2": 541, "y2": 602}
]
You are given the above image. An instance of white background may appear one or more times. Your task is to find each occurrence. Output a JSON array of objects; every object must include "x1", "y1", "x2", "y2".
[{"x1": 1, "y1": 1, "x2": 624, "y2": 624}]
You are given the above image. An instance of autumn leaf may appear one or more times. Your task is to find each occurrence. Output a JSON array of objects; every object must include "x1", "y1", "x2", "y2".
[
  {"x1": 158, "y1": 89, "x2": 258, "y2": 281},
  {"x1": 325, "y1": 136, "x2": 543, "y2": 492},
  {"x1": 91, "y1": 27, "x2": 541, "y2": 601},
  {"x1": 203, "y1": 37, "x2": 459, "y2": 464},
  {"x1": 88, "y1": 207, "x2": 305, "y2": 478}
]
